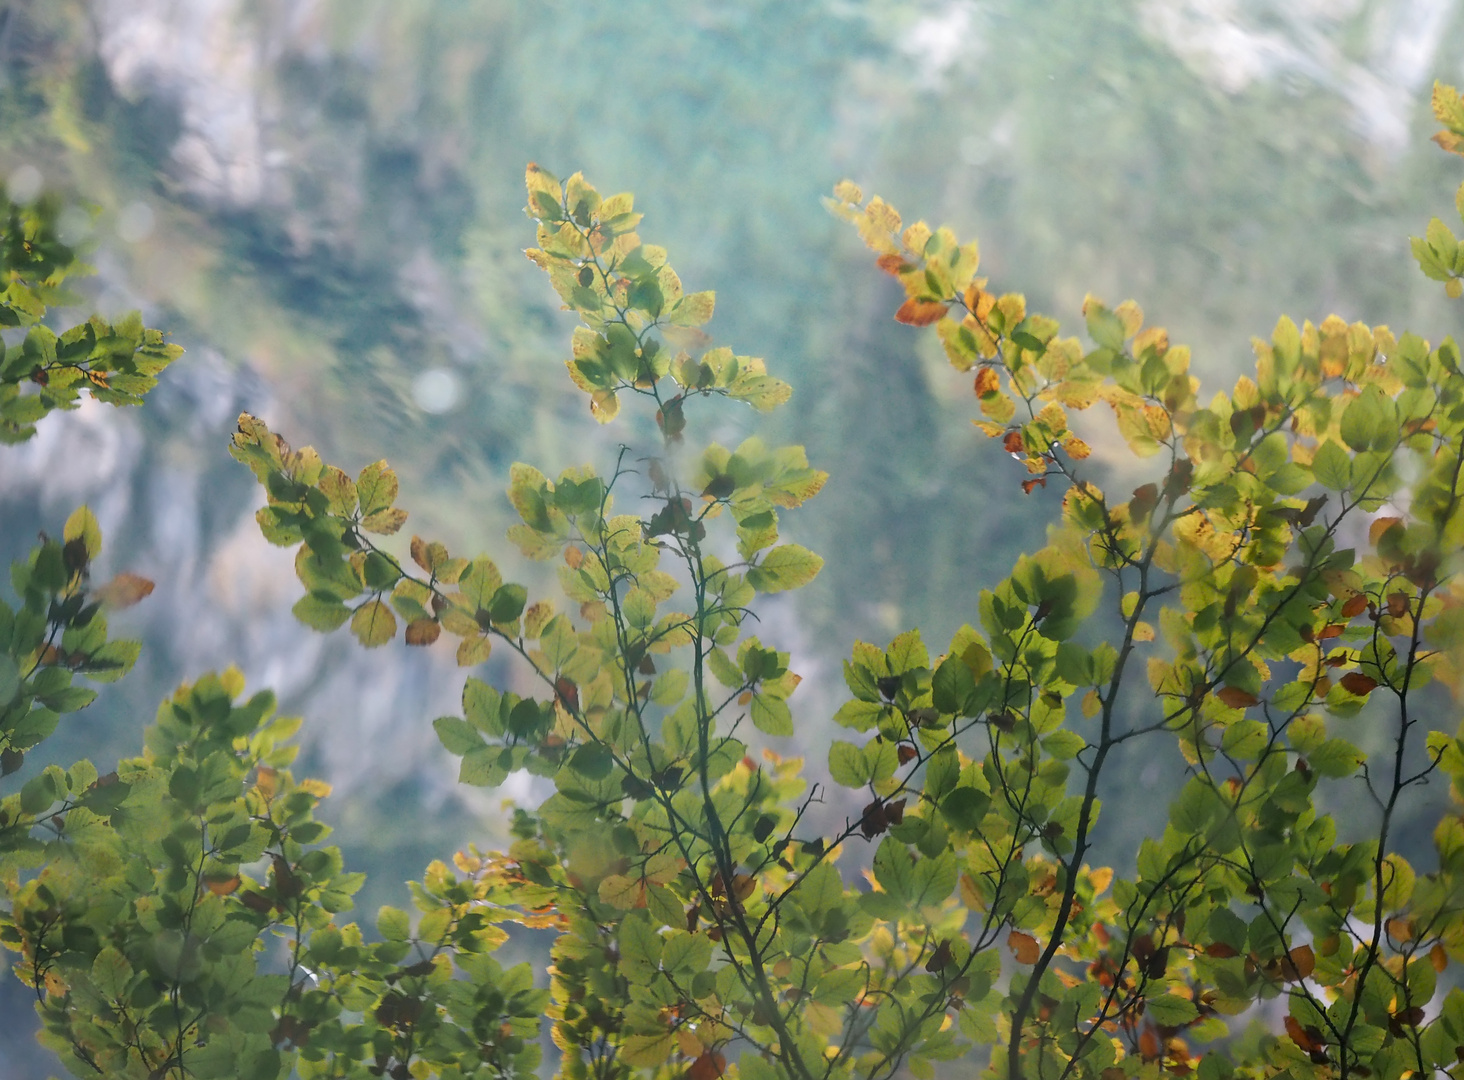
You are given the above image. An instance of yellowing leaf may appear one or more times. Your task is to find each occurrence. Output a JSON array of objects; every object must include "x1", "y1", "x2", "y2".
[
  {"x1": 598, "y1": 873, "x2": 644, "y2": 910},
  {"x1": 350, "y1": 600, "x2": 397, "y2": 647},
  {"x1": 457, "y1": 635, "x2": 491, "y2": 667},
  {"x1": 63, "y1": 505, "x2": 102, "y2": 560},
  {"x1": 361, "y1": 507, "x2": 408, "y2": 535},
  {"x1": 747, "y1": 545, "x2": 823, "y2": 594}
]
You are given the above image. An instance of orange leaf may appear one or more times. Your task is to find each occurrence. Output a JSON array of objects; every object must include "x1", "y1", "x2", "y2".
[
  {"x1": 1203, "y1": 943, "x2": 1238, "y2": 958},
  {"x1": 204, "y1": 875, "x2": 241, "y2": 897},
  {"x1": 1062, "y1": 436, "x2": 1091, "y2": 460},
  {"x1": 1285, "y1": 1015, "x2": 1327, "y2": 1056},
  {"x1": 1281, "y1": 944, "x2": 1315, "y2": 981},
  {"x1": 1431, "y1": 942, "x2": 1448, "y2": 972},
  {"x1": 1340, "y1": 594, "x2": 1368, "y2": 618},
  {"x1": 1385, "y1": 917, "x2": 1414, "y2": 942},
  {"x1": 1139, "y1": 1027, "x2": 1161, "y2": 1061},
  {"x1": 689, "y1": 1052, "x2": 727, "y2": 1080},
  {"x1": 1009, "y1": 931, "x2": 1040, "y2": 964},
  {"x1": 1215, "y1": 686, "x2": 1260, "y2": 709},
  {"x1": 405, "y1": 618, "x2": 441, "y2": 646},
  {"x1": 895, "y1": 298, "x2": 948, "y2": 326},
  {"x1": 1369, "y1": 516, "x2": 1404, "y2": 546},
  {"x1": 974, "y1": 367, "x2": 1001, "y2": 398},
  {"x1": 94, "y1": 572, "x2": 155, "y2": 610},
  {"x1": 876, "y1": 253, "x2": 911, "y2": 277},
  {"x1": 1339, "y1": 672, "x2": 1377, "y2": 696}
]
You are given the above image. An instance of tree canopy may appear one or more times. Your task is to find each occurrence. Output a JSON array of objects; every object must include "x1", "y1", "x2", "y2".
[{"x1": 2, "y1": 65, "x2": 1464, "y2": 1080}]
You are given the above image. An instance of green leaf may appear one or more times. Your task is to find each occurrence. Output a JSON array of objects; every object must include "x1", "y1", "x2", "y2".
[
  {"x1": 1145, "y1": 993, "x2": 1199, "y2": 1026},
  {"x1": 1311, "y1": 440, "x2": 1351, "y2": 491},
  {"x1": 434, "y1": 716, "x2": 485, "y2": 756},
  {"x1": 829, "y1": 741, "x2": 869, "y2": 788},
  {"x1": 489, "y1": 583, "x2": 528, "y2": 624},
  {"x1": 293, "y1": 592, "x2": 351, "y2": 631},
  {"x1": 1339, "y1": 386, "x2": 1388, "y2": 452},
  {"x1": 751, "y1": 694, "x2": 793, "y2": 736},
  {"x1": 871, "y1": 836, "x2": 913, "y2": 903},
  {"x1": 747, "y1": 544, "x2": 823, "y2": 593},
  {"x1": 0, "y1": 653, "x2": 19, "y2": 705},
  {"x1": 377, "y1": 906, "x2": 411, "y2": 941}
]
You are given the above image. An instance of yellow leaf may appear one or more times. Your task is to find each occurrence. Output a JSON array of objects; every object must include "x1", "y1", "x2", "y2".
[
  {"x1": 350, "y1": 600, "x2": 396, "y2": 648},
  {"x1": 456, "y1": 635, "x2": 491, "y2": 667},
  {"x1": 598, "y1": 874, "x2": 643, "y2": 909},
  {"x1": 1061, "y1": 436, "x2": 1091, "y2": 460},
  {"x1": 63, "y1": 505, "x2": 102, "y2": 560}
]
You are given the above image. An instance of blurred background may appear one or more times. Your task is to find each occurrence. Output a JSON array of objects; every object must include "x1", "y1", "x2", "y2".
[{"x1": 1, "y1": 0, "x2": 1461, "y2": 1074}]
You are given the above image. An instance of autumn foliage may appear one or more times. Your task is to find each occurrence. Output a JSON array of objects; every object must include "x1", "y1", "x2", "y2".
[{"x1": 3, "y1": 80, "x2": 1464, "y2": 1080}]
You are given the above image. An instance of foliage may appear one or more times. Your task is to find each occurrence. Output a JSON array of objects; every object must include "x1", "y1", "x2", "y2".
[
  {"x1": 0, "y1": 191, "x2": 182, "y2": 443},
  {"x1": 4, "y1": 76, "x2": 1464, "y2": 1080}
]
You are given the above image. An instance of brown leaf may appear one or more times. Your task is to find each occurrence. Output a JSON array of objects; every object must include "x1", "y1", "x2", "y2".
[
  {"x1": 94, "y1": 572, "x2": 155, "y2": 609},
  {"x1": 1215, "y1": 686, "x2": 1260, "y2": 709},
  {"x1": 405, "y1": 618, "x2": 441, "y2": 646},
  {"x1": 1281, "y1": 944, "x2": 1315, "y2": 981},
  {"x1": 555, "y1": 677, "x2": 580, "y2": 713},
  {"x1": 1387, "y1": 591, "x2": 1411, "y2": 617},
  {"x1": 1340, "y1": 672, "x2": 1377, "y2": 696},
  {"x1": 1431, "y1": 942, "x2": 1449, "y2": 972},
  {"x1": 1203, "y1": 942, "x2": 1239, "y2": 958},
  {"x1": 924, "y1": 939, "x2": 953, "y2": 972},
  {"x1": 894, "y1": 298, "x2": 947, "y2": 326},
  {"x1": 1340, "y1": 594, "x2": 1368, "y2": 618},
  {"x1": 876, "y1": 253, "x2": 911, "y2": 277},
  {"x1": 1009, "y1": 930, "x2": 1040, "y2": 964},
  {"x1": 689, "y1": 1052, "x2": 727, "y2": 1080},
  {"x1": 1285, "y1": 1015, "x2": 1325, "y2": 1054},
  {"x1": 974, "y1": 367, "x2": 1001, "y2": 398}
]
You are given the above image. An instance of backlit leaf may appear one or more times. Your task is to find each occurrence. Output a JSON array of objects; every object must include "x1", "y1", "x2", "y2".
[{"x1": 350, "y1": 600, "x2": 397, "y2": 647}]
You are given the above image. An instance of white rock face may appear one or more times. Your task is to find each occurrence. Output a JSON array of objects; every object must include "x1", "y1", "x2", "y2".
[
  {"x1": 92, "y1": 0, "x2": 271, "y2": 205},
  {"x1": 1140, "y1": 0, "x2": 1460, "y2": 155}
]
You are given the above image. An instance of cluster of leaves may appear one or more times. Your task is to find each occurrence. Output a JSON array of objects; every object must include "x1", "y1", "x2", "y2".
[
  {"x1": 7, "y1": 81, "x2": 1464, "y2": 1080},
  {"x1": 1412, "y1": 83, "x2": 1464, "y2": 299},
  {"x1": 0, "y1": 191, "x2": 182, "y2": 443},
  {"x1": 3, "y1": 655, "x2": 546, "y2": 1079}
]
